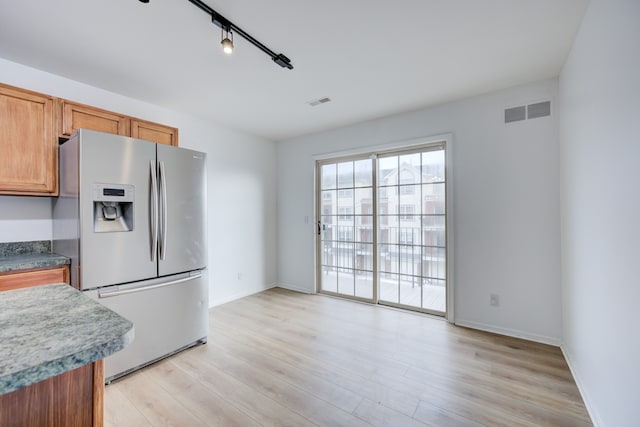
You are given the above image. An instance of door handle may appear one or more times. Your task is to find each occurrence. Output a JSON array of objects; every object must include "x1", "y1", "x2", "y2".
[
  {"x1": 150, "y1": 161, "x2": 158, "y2": 262},
  {"x1": 98, "y1": 273, "x2": 203, "y2": 298},
  {"x1": 159, "y1": 161, "x2": 167, "y2": 260}
]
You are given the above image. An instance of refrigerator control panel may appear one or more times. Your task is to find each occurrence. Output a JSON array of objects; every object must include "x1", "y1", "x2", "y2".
[{"x1": 93, "y1": 183, "x2": 134, "y2": 202}]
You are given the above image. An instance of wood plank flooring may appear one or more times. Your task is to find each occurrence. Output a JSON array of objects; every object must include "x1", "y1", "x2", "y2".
[{"x1": 104, "y1": 288, "x2": 592, "y2": 427}]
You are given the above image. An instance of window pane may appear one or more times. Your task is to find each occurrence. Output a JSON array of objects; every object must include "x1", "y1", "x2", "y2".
[
  {"x1": 355, "y1": 188, "x2": 373, "y2": 214},
  {"x1": 320, "y1": 190, "x2": 336, "y2": 216},
  {"x1": 379, "y1": 185, "x2": 398, "y2": 216},
  {"x1": 399, "y1": 275, "x2": 421, "y2": 307},
  {"x1": 422, "y1": 246, "x2": 446, "y2": 279},
  {"x1": 378, "y1": 244, "x2": 395, "y2": 274},
  {"x1": 378, "y1": 156, "x2": 397, "y2": 186},
  {"x1": 337, "y1": 268, "x2": 354, "y2": 295},
  {"x1": 422, "y1": 215, "x2": 445, "y2": 247},
  {"x1": 379, "y1": 273, "x2": 399, "y2": 303},
  {"x1": 422, "y1": 183, "x2": 445, "y2": 215},
  {"x1": 355, "y1": 243, "x2": 373, "y2": 271},
  {"x1": 321, "y1": 163, "x2": 336, "y2": 189},
  {"x1": 354, "y1": 159, "x2": 372, "y2": 187},
  {"x1": 399, "y1": 245, "x2": 420, "y2": 276},
  {"x1": 321, "y1": 216, "x2": 334, "y2": 242},
  {"x1": 337, "y1": 243, "x2": 354, "y2": 269},
  {"x1": 422, "y1": 150, "x2": 445, "y2": 183},
  {"x1": 423, "y1": 279, "x2": 446, "y2": 313},
  {"x1": 355, "y1": 216, "x2": 373, "y2": 243},
  {"x1": 355, "y1": 271, "x2": 373, "y2": 299},
  {"x1": 337, "y1": 162, "x2": 354, "y2": 188},
  {"x1": 399, "y1": 153, "x2": 420, "y2": 185},
  {"x1": 336, "y1": 225, "x2": 354, "y2": 242},
  {"x1": 320, "y1": 266, "x2": 337, "y2": 293},
  {"x1": 337, "y1": 190, "x2": 354, "y2": 212},
  {"x1": 321, "y1": 239, "x2": 337, "y2": 265}
]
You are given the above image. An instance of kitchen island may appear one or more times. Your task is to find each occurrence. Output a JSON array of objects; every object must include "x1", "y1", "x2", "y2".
[{"x1": 0, "y1": 283, "x2": 133, "y2": 426}]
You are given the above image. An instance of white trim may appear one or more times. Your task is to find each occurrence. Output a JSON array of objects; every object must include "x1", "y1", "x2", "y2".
[
  {"x1": 444, "y1": 136, "x2": 454, "y2": 323},
  {"x1": 312, "y1": 133, "x2": 453, "y2": 161},
  {"x1": 560, "y1": 345, "x2": 602, "y2": 427},
  {"x1": 277, "y1": 282, "x2": 315, "y2": 294},
  {"x1": 208, "y1": 283, "x2": 277, "y2": 307},
  {"x1": 454, "y1": 319, "x2": 561, "y2": 347}
]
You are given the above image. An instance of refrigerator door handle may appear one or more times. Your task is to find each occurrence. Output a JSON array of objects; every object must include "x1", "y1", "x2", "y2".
[
  {"x1": 159, "y1": 160, "x2": 168, "y2": 260},
  {"x1": 98, "y1": 273, "x2": 203, "y2": 298},
  {"x1": 150, "y1": 161, "x2": 158, "y2": 262}
]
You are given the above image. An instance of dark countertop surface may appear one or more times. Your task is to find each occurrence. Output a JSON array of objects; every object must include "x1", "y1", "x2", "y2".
[{"x1": 0, "y1": 283, "x2": 134, "y2": 395}]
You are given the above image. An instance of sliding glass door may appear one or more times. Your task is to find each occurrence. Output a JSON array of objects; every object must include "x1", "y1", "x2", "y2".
[
  {"x1": 317, "y1": 143, "x2": 447, "y2": 316},
  {"x1": 318, "y1": 157, "x2": 376, "y2": 301}
]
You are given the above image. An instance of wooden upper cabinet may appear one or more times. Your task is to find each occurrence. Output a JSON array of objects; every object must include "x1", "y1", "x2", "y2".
[
  {"x1": 0, "y1": 83, "x2": 57, "y2": 196},
  {"x1": 131, "y1": 119, "x2": 178, "y2": 146},
  {"x1": 61, "y1": 100, "x2": 129, "y2": 137}
]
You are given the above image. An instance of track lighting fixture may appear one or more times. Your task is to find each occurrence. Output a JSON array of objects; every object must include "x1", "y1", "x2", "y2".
[
  {"x1": 220, "y1": 24, "x2": 233, "y2": 55},
  {"x1": 138, "y1": 0, "x2": 293, "y2": 69}
]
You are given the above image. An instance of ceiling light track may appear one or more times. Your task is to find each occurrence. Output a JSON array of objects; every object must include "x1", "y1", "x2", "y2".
[{"x1": 185, "y1": 0, "x2": 294, "y2": 69}]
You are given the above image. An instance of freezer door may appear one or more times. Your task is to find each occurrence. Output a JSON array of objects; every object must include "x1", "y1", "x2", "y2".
[
  {"x1": 85, "y1": 270, "x2": 208, "y2": 380},
  {"x1": 157, "y1": 144, "x2": 207, "y2": 276},
  {"x1": 79, "y1": 130, "x2": 158, "y2": 289}
]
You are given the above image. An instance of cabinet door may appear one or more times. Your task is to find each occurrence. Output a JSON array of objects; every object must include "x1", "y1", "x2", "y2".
[
  {"x1": 131, "y1": 119, "x2": 179, "y2": 146},
  {"x1": 61, "y1": 101, "x2": 129, "y2": 137},
  {"x1": 0, "y1": 84, "x2": 57, "y2": 195},
  {"x1": 0, "y1": 266, "x2": 70, "y2": 292}
]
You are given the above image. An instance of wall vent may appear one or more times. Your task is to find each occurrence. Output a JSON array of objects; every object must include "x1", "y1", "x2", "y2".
[
  {"x1": 307, "y1": 97, "x2": 331, "y2": 107},
  {"x1": 505, "y1": 106, "x2": 526, "y2": 123},
  {"x1": 505, "y1": 100, "x2": 551, "y2": 124},
  {"x1": 527, "y1": 101, "x2": 551, "y2": 119}
]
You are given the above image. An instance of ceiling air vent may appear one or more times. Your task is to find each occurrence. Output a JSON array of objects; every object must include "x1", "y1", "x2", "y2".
[{"x1": 307, "y1": 97, "x2": 331, "y2": 107}]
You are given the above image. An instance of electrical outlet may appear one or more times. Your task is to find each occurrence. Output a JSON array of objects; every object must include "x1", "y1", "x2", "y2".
[
  {"x1": 490, "y1": 293, "x2": 500, "y2": 307},
  {"x1": 237, "y1": 273, "x2": 243, "y2": 280}
]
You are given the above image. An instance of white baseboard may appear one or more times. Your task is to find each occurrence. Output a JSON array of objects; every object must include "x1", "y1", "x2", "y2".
[
  {"x1": 208, "y1": 282, "x2": 277, "y2": 308},
  {"x1": 454, "y1": 319, "x2": 562, "y2": 347},
  {"x1": 560, "y1": 344, "x2": 601, "y2": 427},
  {"x1": 276, "y1": 282, "x2": 315, "y2": 294}
]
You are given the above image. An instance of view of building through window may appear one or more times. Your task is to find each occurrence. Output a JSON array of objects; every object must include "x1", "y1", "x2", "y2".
[{"x1": 318, "y1": 144, "x2": 446, "y2": 315}]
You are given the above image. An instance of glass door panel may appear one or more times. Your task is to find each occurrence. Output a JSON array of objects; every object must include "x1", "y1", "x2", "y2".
[
  {"x1": 318, "y1": 158, "x2": 375, "y2": 302},
  {"x1": 377, "y1": 146, "x2": 447, "y2": 315}
]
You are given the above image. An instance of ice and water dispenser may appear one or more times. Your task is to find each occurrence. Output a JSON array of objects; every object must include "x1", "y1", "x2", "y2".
[{"x1": 92, "y1": 183, "x2": 134, "y2": 233}]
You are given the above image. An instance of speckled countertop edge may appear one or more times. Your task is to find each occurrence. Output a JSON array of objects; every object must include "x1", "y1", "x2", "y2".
[
  {"x1": 0, "y1": 240, "x2": 70, "y2": 273},
  {"x1": 0, "y1": 284, "x2": 134, "y2": 395},
  {"x1": 0, "y1": 253, "x2": 70, "y2": 273}
]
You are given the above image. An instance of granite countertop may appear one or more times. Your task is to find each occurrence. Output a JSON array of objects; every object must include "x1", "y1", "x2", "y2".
[
  {"x1": 0, "y1": 240, "x2": 69, "y2": 273},
  {"x1": 0, "y1": 253, "x2": 70, "y2": 273},
  {"x1": 0, "y1": 283, "x2": 134, "y2": 395}
]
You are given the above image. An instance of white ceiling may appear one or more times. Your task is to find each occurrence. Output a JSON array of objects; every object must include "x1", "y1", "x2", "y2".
[{"x1": 0, "y1": 0, "x2": 588, "y2": 141}]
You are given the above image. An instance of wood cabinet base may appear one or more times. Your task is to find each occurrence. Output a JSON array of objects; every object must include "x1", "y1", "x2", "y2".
[{"x1": 0, "y1": 360, "x2": 104, "y2": 427}]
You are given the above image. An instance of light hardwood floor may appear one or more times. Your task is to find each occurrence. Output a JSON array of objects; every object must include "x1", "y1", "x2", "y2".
[{"x1": 105, "y1": 288, "x2": 592, "y2": 427}]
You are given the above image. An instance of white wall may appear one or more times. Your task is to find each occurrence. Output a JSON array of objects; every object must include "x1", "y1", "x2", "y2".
[
  {"x1": 277, "y1": 78, "x2": 562, "y2": 344},
  {"x1": 0, "y1": 58, "x2": 277, "y2": 307},
  {"x1": 558, "y1": 1, "x2": 640, "y2": 425}
]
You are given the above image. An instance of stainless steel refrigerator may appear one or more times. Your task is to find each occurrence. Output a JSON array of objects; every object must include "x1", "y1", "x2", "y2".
[{"x1": 53, "y1": 129, "x2": 208, "y2": 381}]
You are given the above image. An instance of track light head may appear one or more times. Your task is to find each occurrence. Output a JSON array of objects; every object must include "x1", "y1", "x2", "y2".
[
  {"x1": 221, "y1": 36, "x2": 233, "y2": 54},
  {"x1": 220, "y1": 22, "x2": 233, "y2": 55}
]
